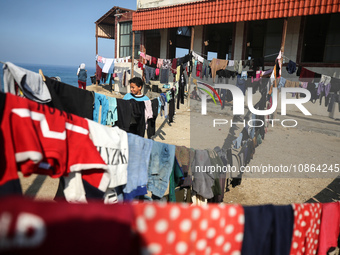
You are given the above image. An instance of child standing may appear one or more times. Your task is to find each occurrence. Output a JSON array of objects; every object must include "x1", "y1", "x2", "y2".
[{"x1": 123, "y1": 77, "x2": 149, "y2": 101}]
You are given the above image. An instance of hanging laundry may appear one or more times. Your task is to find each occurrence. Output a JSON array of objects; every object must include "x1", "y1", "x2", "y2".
[
  {"x1": 236, "y1": 74, "x2": 247, "y2": 95},
  {"x1": 87, "y1": 120, "x2": 129, "y2": 191},
  {"x1": 102, "y1": 58, "x2": 114, "y2": 73},
  {"x1": 133, "y1": 202, "x2": 244, "y2": 255},
  {"x1": 192, "y1": 150, "x2": 215, "y2": 199},
  {"x1": 160, "y1": 67, "x2": 170, "y2": 84},
  {"x1": 144, "y1": 66, "x2": 156, "y2": 84},
  {"x1": 162, "y1": 59, "x2": 172, "y2": 69},
  {"x1": 0, "y1": 196, "x2": 139, "y2": 255},
  {"x1": 96, "y1": 64, "x2": 102, "y2": 83},
  {"x1": 318, "y1": 202, "x2": 340, "y2": 255},
  {"x1": 298, "y1": 67, "x2": 315, "y2": 82},
  {"x1": 144, "y1": 99, "x2": 153, "y2": 128},
  {"x1": 242, "y1": 205, "x2": 294, "y2": 255},
  {"x1": 106, "y1": 97, "x2": 118, "y2": 126},
  {"x1": 209, "y1": 58, "x2": 229, "y2": 82},
  {"x1": 147, "y1": 98, "x2": 159, "y2": 139},
  {"x1": 145, "y1": 54, "x2": 152, "y2": 64},
  {"x1": 286, "y1": 60, "x2": 297, "y2": 74},
  {"x1": 156, "y1": 58, "x2": 163, "y2": 69},
  {"x1": 93, "y1": 93, "x2": 109, "y2": 125},
  {"x1": 3, "y1": 62, "x2": 51, "y2": 103},
  {"x1": 147, "y1": 141, "x2": 176, "y2": 199},
  {"x1": 45, "y1": 76, "x2": 94, "y2": 119},
  {"x1": 168, "y1": 88, "x2": 176, "y2": 123},
  {"x1": 289, "y1": 203, "x2": 322, "y2": 255},
  {"x1": 206, "y1": 149, "x2": 224, "y2": 203},
  {"x1": 0, "y1": 93, "x2": 109, "y2": 200},
  {"x1": 202, "y1": 59, "x2": 210, "y2": 79},
  {"x1": 192, "y1": 51, "x2": 204, "y2": 63},
  {"x1": 122, "y1": 133, "x2": 153, "y2": 201},
  {"x1": 175, "y1": 146, "x2": 194, "y2": 188},
  {"x1": 171, "y1": 58, "x2": 177, "y2": 74},
  {"x1": 234, "y1": 60, "x2": 243, "y2": 75}
]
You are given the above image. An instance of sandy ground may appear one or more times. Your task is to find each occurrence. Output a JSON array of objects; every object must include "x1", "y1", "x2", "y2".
[{"x1": 18, "y1": 83, "x2": 340, "y2": 205}]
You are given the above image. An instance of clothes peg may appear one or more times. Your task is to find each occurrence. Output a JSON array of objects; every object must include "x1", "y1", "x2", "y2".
[{"x1": 39, "y1": 69, "x2": 46, "y2": 82}]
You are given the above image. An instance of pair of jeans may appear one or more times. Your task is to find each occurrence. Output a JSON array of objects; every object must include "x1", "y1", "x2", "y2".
[
  {"x1": 144, "y1": 66, "x2": 155, "y2": 84},
  {"x1": 328, "y1": 94, "x2": 340, "y2": 113},
  {"x1": 147, "y1": 141, "x2": 175, "y2": 198},
  {"x1": 123, "y1": 133, "x2": 153, "y2": 200}
]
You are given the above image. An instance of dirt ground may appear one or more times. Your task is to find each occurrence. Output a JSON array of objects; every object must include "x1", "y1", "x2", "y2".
[{"x1": 19, "y1": 83, "x2": 340, "y2": 205}]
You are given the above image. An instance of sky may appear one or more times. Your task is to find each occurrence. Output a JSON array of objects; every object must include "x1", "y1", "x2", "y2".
[{"x1": 0, "y1": 0, "x2": 137, "y2": 69}]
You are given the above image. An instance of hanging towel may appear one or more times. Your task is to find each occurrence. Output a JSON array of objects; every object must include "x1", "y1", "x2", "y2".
[
  {"x1": 209, "y1": 58, "x2": 229, "y2": 82},
  {"x1": 102, "y1": 58, "x2": 114, "y2": 73},
  {"x1": 93, "y1": 93, "x2": 109, "y2": 125},
  {"x1": 3, "y1": 62, "x2": 51, "y2": 103}
]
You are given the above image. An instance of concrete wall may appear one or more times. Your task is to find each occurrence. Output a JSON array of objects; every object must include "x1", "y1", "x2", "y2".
[
  {"x1": 284, "y1": 16, "x2": 301, "y2": 63},
  {"x1": 233, "y1": 22, "x2": 244, "y2": 60},
  {"x1": 160, "y1": 29, "x2": 168, "y2": 59},
  {"x1": 193, "y1": 26, "x2": 204, "y2": 53}
]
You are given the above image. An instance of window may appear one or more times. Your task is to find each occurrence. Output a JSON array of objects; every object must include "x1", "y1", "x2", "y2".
[
  {"x1": 245, "y1": 19, "x2": 283, "y2": 62},
  {"x1": 119, "y1": 22, "x2": 141, "y2": 58},
  {"x1": 205, "y1": 23, "x2": 234, "y2": 60},
  {"x1": 301, "y1": 13, "x2": 340, "y2": 63},
  {"x1": 177, "y1": 27, "x2": 191, "y2": 37}
]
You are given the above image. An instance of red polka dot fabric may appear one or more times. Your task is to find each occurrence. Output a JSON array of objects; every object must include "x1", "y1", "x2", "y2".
[
  {"x1": 290, "y1": 203, "x2": 322, "y2": 255},
  {"x1": 133, "y1": 202, "x2": 244, "y2": 255}
]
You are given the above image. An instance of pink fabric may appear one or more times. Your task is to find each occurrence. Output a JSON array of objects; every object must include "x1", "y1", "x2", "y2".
[
  {"x1": 317, "y1": 202, "x2": 340, "y2": 255},
  {"x1": 290, "y1": 203, "x2": 322, "y2": 255},
  {"x1": 145, "y1": 54, "x2": 152, "y2": 64},
  {"x1": 144, "y1": 100, "x2": 153, "y2": 128},
  {"x1": 157, "y1": 58, "x2": 163, "y2": 69},
  {"x1": 155, "y1": 68, "x2": 159, "y2": 76}
]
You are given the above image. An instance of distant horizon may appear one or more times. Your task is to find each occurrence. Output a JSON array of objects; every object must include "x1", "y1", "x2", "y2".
[{"x1": 10, "y1": 61, "x2": 97, "y2": 70}]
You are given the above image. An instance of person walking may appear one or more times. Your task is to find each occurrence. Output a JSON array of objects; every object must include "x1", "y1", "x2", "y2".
[{"x1": 77, "y1": 63, "x2": 87, "y2": 90}]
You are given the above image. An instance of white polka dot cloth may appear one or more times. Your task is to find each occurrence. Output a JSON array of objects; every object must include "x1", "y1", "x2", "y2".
[
  {"x1": 290, "y1": 203, "x2": 322, "y2": 255},
  {"x1": 133, "y1": 202, "x2": 245, "y2": 254}
]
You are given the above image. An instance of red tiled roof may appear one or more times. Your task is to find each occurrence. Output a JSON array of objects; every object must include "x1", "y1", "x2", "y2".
[{"x1": 132, "y1": 0, "x2": 340, "y2": 31}]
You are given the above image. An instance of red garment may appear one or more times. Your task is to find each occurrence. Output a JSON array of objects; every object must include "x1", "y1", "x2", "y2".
[
  {"x1": 138, "y1": 61, "x2": 144, "y2": 69},
  {"x1": 196, "y1": 63, "x2": 203, "y2": 77},
  {"x1": 299, "y1": 67, "x2": 315, "y2": 82},
  {"x1": 152, "y1": 57, "x2": 157, "y2": 65},
  {"x1": 0, "y1": 196, "x2": 139, "y2": 255},
  {"x1": 78, "y1": 81, "x2": 86, "y2": 90},
  {"x1": 318, "y1": 202, "x2": 340, "y2": 255},
  {"x1": 172, "y1": 58, "x2": 177, "y2": 74},
  {"x1": 290, "y1": 203, "x2": 322, "y2": 255},
  {"x1": 133, "y1": 203, "x2": 244, "y2": 255},
  {"x1": 0, "y1": 93, "x2": 110, "y2": 196},
  {"x1": 96, "y1": 64, "x2": 102, "y2": 82}
]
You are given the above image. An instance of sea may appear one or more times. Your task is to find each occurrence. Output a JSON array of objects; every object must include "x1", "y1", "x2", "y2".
[{"x1": 0, "y1": 63, "x2": 97, "y2": 89}]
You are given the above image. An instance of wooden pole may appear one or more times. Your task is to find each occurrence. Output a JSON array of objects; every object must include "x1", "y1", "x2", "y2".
[
  {"x1": 130, "y1": 30, "x2": 135, "y2": 94},
  {"x1": 131, "y1": 31, "x2": 135, "y2": 78},
  {"x1": 95, "y1": 24, "x2": 99, "y2": 86},
  {"x1": 274, "y1": 17, "x2": 288, "y2": 118},
  {"x1": 187, "y1": 26, "x2": 195, "y2": 108}
]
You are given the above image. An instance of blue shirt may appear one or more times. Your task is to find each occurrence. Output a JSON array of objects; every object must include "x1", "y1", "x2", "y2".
[{"x1": 123, "y1": 93, "x2": 149, "y2": 101}]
